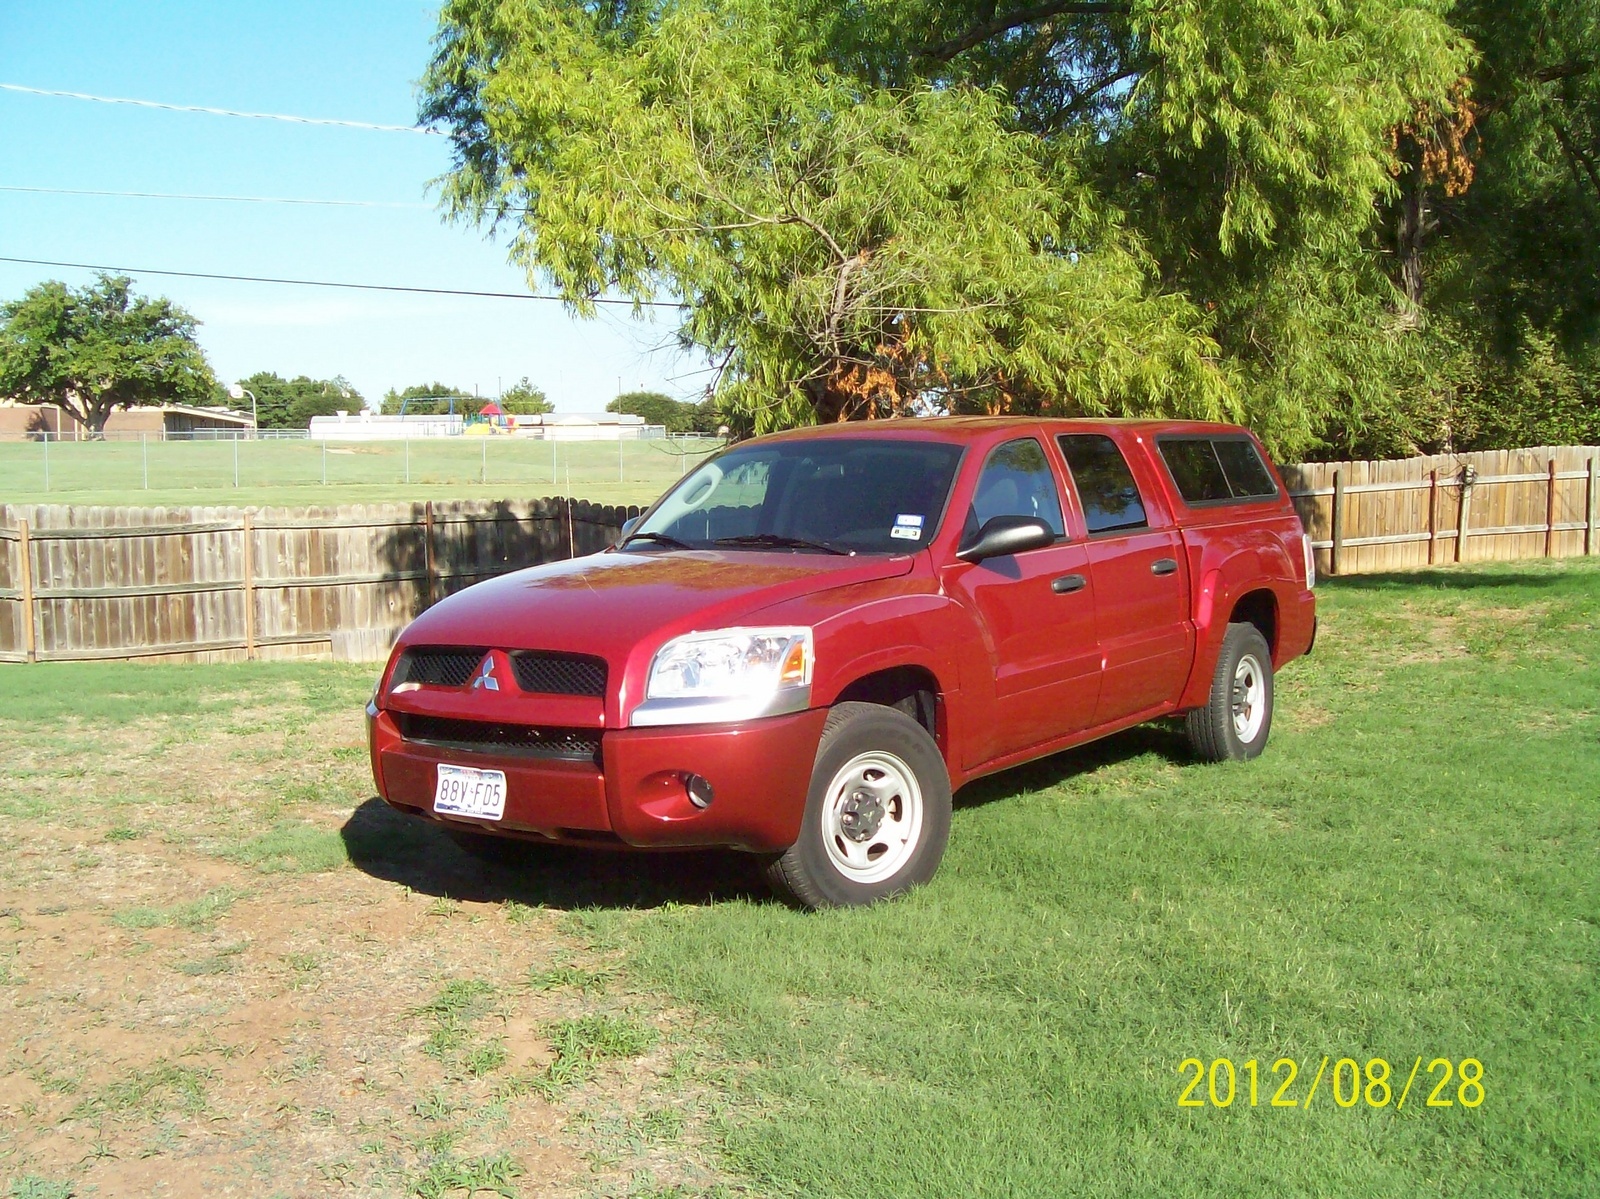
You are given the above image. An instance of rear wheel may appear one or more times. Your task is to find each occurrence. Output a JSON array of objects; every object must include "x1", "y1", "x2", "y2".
[
  {"x1": 765, "y1": 702, "x2": 951, "y2": 908},
  {"x1": 1185, "y1": 622, "x2": 1274, "y2": 762}
]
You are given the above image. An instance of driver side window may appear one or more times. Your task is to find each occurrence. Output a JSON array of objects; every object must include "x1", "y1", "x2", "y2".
[{"x1": 965, "y1": 438, "x2": 1065, "y2": 542}]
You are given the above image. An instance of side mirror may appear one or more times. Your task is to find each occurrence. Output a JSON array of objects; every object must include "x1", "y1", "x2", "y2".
[
  {"x1": 616, "y1": 516, "x2": 642, "y2": 545},
  {"x1": 956, "y1": 515, "x2": 1055, "y2": 563}
]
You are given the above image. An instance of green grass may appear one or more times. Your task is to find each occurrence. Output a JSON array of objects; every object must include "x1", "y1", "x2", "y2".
[
  {"x1": 576, "y1": 559, "x2": 1599, "y2": 1198},
  {"x1": 0, "y1": 435, "x2": 715, "y2": 508},
  {"x1": 112, "y1": 887, "x2": 245, "y2": 932},
  {"x1": 1, "y1": 559, "x2": 1594, "y2": 1196}
]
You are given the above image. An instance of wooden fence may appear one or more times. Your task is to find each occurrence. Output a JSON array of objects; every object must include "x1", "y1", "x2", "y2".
[
  {"x1": 0, "y1": 498, "x2": 639, "y2": 664},
  {"x1": 1280, "y1": 445, "x2": 1598, "y2": 576},
  {"x1": 0, "y1": 444, "x2": 1595, "y2": 665}
]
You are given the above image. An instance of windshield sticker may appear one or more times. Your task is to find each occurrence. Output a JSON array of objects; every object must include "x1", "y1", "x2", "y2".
[{"x1": 891, "y1": 514, "x2": 924, "y2": 541}]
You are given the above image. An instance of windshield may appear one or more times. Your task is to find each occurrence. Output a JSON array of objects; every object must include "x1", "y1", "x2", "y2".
[{"x1": 630, "y1": 437, "x2": 964, "y2": 555}]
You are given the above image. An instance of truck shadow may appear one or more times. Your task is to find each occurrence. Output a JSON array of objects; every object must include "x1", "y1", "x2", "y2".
[
  {"x1": 340, "y1": 797, "x2": 771, "y2": 910},
  {"x1": 342, "y1": 726, "x2": 1192, "y2": 908},
  {"x1": 1321, "y1": 568, "x2": 1566, "y2": 592},
  {"x1": 953, "y1": 723, "x2": 1192, "y2": 811}
]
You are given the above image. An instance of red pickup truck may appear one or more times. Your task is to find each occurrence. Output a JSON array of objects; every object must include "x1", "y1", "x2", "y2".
[{"x1": 368, "y1": 418, "x2": 1316, "y2": 907}]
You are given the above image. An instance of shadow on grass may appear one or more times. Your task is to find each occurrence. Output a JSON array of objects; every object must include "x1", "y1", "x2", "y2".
[
  {"x1": 343, "y1": 724, "x2": 1195, "y2": 907},
  {"x1": 340, "y1": 797, "x2": 771, "y2": 910},
  {"x1": 1321, "y1": 567, "x2": 1571, "y2": 592},
  {"x1": 953, "y1": 722, "x2": 1192, "y2": 811}
]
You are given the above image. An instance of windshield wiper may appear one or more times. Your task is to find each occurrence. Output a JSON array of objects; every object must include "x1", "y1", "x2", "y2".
[
  {"x1": 713, "y1": 533, "x2": 851, "y2": 556},
  {"x1": 620, "y1": 531, "x2": 695, "y2": 550}
]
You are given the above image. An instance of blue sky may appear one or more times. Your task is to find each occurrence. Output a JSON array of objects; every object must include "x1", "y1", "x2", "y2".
[{"x1": 0, "y1": 1, "x2": 702, "y2": 411}]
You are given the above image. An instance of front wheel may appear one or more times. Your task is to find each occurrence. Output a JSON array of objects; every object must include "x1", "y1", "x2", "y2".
[
  {"x1": 765, "y1": 702, "x2": 952, "y2": 909},
  {"x1": 1185, "y1": 622, "x2": 1274, "y2": 762}
]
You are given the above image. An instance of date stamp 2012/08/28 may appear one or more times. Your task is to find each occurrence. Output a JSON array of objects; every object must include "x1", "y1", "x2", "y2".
[{"x1": 1177, "y1": 1057, "x2": 1485, "y2": 1110}]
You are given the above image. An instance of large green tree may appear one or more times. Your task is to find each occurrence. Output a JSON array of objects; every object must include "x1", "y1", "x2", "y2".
[
  {"x1": 422, "y1": 0, "x2": 1242, "y2": 439},
  {"x1": 238, "y1": 371, "x2": 363, "y2": 429},
  {"x1": 0, "y1": 275, "x2": 218, "y2": 433},
  {"x1": 607, "y1": 391, "x2": 702, "y2": 432},
  {"x1": 498, "y1": 376, "x2": 554, "y2": 414},
  {"x1": 421, "y1": 0, "x2": 1600, "y2": 458}
]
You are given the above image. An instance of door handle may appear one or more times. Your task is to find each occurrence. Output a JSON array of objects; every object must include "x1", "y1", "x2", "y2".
[
  {"x1": 1051, "y1": 573, "x2": 1087, "y2": 594},
  {"x1": 1150, "y1": 558, "x2": 1179, "y2": 576}
]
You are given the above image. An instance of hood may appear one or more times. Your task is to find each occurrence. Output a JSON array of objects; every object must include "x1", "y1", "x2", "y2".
[{"x1": 400, "y1": 548, "x2": 915, "y2": 657}]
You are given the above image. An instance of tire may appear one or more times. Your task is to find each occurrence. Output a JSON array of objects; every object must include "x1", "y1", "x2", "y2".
[
  {"x1": 765, "y1": 702, "x2": 952, "y2": 909},
  {"x1": 1185, "y1": 622, "x2": 1274, "y2": 762}
]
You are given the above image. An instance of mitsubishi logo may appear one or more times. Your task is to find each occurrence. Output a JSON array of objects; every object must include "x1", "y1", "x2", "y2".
[{"x1": 471, "y1": 654, "x2": 500, "y2": 692}]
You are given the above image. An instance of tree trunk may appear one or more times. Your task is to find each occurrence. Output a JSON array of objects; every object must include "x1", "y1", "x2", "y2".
[{"x1": 1396, "y1": 144, "x2": 1427, "y2": 308}]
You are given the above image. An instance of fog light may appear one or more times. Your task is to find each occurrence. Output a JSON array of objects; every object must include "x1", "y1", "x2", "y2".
[{"x1": 683, "y1": 773, "x2": 714, "y2": 809}]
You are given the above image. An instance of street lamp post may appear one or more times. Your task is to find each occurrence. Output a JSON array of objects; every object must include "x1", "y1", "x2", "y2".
[{"x1": 225, "y1": 383, "x2": 258, "y2": 438}]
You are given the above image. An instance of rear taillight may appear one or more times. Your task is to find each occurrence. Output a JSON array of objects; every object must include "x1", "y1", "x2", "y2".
[{"x1": 1302, "y1": 533, "x2": 1316, "y2": 589}]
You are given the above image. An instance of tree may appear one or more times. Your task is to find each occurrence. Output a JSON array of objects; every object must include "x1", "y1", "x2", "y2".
[
  {"x1": 422, "y1": 0, "x2": 1237, "y2": 440},
  {"x1": 381, "y1": 382, "x2": 476, "y2": 416},
  {"x1": 421, "y1": 0, "x2": 1469, "y2": 456},
  {"x1": 239, "y1": 371, "x2": 363, "y2": 429},
  {"x1": 607, "y1": 391, "x2": 700, "y2": 432},
  {"x1": 499, "y1": 376, "x2": 553, "y2": 414},
  {"x1": 0, "y1": 275, "x2": 218, "y2": 433}
]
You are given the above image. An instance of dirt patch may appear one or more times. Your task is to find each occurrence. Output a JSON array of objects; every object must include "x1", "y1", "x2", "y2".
[{"x1": 0, "y1": 695, "x2": 725, "y2": 1198}]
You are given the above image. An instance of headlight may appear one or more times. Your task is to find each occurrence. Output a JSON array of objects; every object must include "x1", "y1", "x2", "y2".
[{"x1": 631, "y1": 627, "x2": 813, "y2": 726}]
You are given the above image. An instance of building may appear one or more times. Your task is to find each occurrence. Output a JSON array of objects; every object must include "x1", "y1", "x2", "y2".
[
  {"x1": 308, "y1": 411, "x2": 465, "y2": 440},
  {"x1": 0, "y1": 401, "x2": 255, "y2": 441},
  {"x1": 507, "y1": 412, "x2": 655, "y2": 440},
  {"x1": 306, "y1": 409, "x2": 661, "y2": 441}
]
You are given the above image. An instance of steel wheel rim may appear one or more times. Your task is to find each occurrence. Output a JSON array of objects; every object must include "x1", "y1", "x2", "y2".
[
  {"x1": 1231, "y1": 653, "x2": 1266, "y2": 742},
  {"x1": 821, "y1": 750, "x2": 924, "y2": 885}
]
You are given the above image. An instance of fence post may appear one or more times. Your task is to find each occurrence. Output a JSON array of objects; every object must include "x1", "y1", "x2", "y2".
[
  {"x1": 17, "y1": 519, "x2": 36, "y2": 663},
  {"x1": 423, "y1": 500, "x2": 437, "y2": 607},
  {"x1": 42, "y1": 433, "x2": 49, "y2": 492},
  {"x1": 1455, "y1": 466, "x2": 1474, "y2": 563},
  {"x1": 1330, "y1": 470, "x2": 1344, "y2": 576},
  {"x1": 1588, "y1": 457, "x2": 1597, "y2": 556},
  {"x1": 1426, "y1": 469, "x2": 1439, "y2": 565},
  {"x1": 566, "y1": 496, "x2": 576, "y2": 559},
  {"x1": 242, "y1": 512, "x2": 256, "y2": 661},
  {"x1": 1546, "y1": 458, "x2": 1558, "y2": 557}
]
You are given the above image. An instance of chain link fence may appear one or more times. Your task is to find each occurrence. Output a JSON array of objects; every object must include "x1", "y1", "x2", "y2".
[{"x1": 0, "y1": 431, "x2": 724, "y2": 501}]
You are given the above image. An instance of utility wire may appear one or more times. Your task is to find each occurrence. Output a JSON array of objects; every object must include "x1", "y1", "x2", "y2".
[
  {"x1": 0, "y1": 82, "x2": 443, "y2": 135},
  {"x1": 0, "y1": 184, "x2": 428, "y2": 209},
  {"x1": 0, "y1": 254, "x2": 679, "y2": 309}
]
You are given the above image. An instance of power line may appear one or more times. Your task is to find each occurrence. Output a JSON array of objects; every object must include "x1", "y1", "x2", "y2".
[
  {"x1": 0, "y1": 82, "x2": 443, "y2": 135},
  {"x1": 0, "y1": 254, "x2": 679, "y2": 309},
  {"x1": 0, "y1": 184, "x2": 427, "y2": 209}
]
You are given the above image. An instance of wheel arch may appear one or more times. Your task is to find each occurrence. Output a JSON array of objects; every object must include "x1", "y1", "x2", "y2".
[
  {"x1": 830, "y1": 663, "x2": 946, "y2": 755},
  {"x1": 1228, "y1": 588, "x2": 1279, "y2": 659}
]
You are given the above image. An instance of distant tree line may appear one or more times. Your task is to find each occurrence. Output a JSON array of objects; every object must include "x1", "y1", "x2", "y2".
[{"x1": 606, "y1": 391, "x2": 723, "y2": 433}]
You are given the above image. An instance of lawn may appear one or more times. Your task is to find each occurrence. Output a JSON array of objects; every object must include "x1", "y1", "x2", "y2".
[
  {"x1": 0, "y1": 436, "x2": 718, "y2": 509},
  {"x1": 1, "y1": 559, "x2": 1596, "y2": 1197}
]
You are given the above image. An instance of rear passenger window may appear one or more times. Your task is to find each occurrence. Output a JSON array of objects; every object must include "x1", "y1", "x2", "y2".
[
  {"x1": 1057, "y1": 434, "x2": 1148, "y2": 534},
  {"x1": 1159, "y1": 437, "x2": 1279, "y2": 505}
]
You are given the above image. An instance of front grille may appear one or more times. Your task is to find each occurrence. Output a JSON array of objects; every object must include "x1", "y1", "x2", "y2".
[
  {"x1": 510, "y1": 651, "x2": 607, "y2": 697},
  {"x1": 394, "y1": 647, "x2": 486, "y2": 688},
  {"x1": 397, "y1": 713, "x2": 601, "y2": 763}
]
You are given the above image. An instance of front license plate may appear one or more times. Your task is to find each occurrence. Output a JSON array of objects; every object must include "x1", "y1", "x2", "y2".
[{"x1": 433, "y1": 764, "x2": 507, "y2": 821}]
